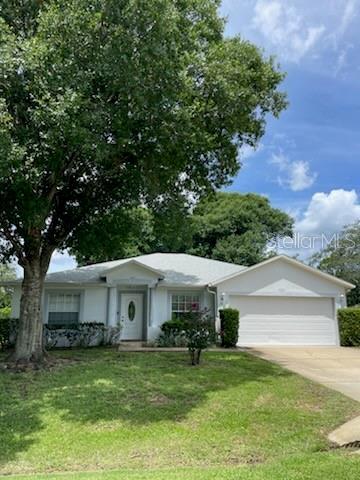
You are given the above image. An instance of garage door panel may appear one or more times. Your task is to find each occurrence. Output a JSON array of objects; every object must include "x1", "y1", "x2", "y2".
[
  {"x1": 229, "y1": 296, "x2": 337, "y2": 346},
  {"x1": 241, "y1": 320, "x2": 334, "y2": 333}
]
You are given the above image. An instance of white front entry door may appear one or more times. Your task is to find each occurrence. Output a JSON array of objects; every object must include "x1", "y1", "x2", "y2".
[{"x1": 120, "y1": 293, "x2": 144, "y2": 340}]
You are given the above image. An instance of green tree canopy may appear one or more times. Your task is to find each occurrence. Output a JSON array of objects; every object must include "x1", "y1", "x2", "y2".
[
  {"x1": 189, "y1": 192, "x2": 293, "y2": 265},
  {"x1": 70, "y1": 200, "x2": 194, "y2": 266},
  {"x1": 72, "y1": 192, "x2": 293, "y2": 267},
  {"x1": 311, "y1": 222, "x2": 360, "y2": 306},
  {"x1": 0, "y1": 0, "x2": 287, "y2": 364}
]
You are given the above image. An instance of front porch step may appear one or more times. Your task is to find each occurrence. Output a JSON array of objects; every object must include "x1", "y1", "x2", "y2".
[{"x1": 118, "y1": 341, "x2": 145, "y2": 350}]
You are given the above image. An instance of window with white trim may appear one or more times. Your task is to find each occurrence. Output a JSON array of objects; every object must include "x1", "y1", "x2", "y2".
[
  {"x1": 48, "y1": 293, "x2": 80, "y2": 326},
  {"x1": 171, "y1": 293, "x2": 200, "y2": 319}
]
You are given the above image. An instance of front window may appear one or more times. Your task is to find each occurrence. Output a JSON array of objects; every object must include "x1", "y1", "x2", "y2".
[
  {"x1": 171, "y1": 293, "x2": 200, "y2": 319},
  {"x1": 48, "y1": 293, "x2": 80, "y2": 327}
]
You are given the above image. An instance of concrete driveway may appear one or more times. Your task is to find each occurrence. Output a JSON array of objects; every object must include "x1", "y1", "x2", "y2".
[{"x1": 248, "y1": 347, "x2": 360, "y2": 402}]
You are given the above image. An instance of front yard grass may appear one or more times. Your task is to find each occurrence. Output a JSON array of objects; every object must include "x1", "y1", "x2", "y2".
[{"x1": 0, "y1": 349, "x2": 359, "y2": 479}]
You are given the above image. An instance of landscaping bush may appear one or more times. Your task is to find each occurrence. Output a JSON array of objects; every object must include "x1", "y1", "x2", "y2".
[
  {"x1": 160, "y1": 318, "x2": 188, "y2": 336},
  {"x1": 183, "y1": 310, "x2": 216, "y2": 365},
  {"x1": 156, "y1": 310, "x2": 215, "y2": 362},
  {"x1": 157, "y1": 319, "x2": 189, "y2": 347},
  {"x1": 0, "y1": 318, "x2": 18, "y2": 350},
  {"x1": 44, "y1": 323, "x2": 122, "y2": 348},
  {"x1": 0, "y1": 306, "x2": 11, "y2": 319},
  {"x1": 0, "y1": 317, "x2": 11, "y2": 350},
  {"x1": 156, "y1": 331, "x2": 188, "y2": 348},
  {"x1": 220, "y1": 308, "x2": 239, "y2": 348},
  {"x1": 1, "y1": 321, "x2": 122, "y2": 350},
  {"x1": 338, "y1": 307, "x2": 360, "y2": 346}
]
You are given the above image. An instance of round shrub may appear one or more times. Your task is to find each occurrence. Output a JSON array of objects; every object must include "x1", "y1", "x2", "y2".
[
  {"x1": 160, "y1": 318, "x2": 188, "y2": 336},
  {"x1": 338, "y1": 307, "x2": 360, "y2": 346},
  {"x1": 220, "y1": 308, "x2": 239, "y2": 348}
]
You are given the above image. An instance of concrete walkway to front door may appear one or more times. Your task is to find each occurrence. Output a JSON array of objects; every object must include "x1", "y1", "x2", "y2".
[{"x1": 248, "y1": 346, "x2": 360, "y2": 402}]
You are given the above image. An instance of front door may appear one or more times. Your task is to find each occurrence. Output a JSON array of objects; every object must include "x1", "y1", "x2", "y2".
[{"x1": 120, "y1": 293, "x2": 144, "y2": 340}]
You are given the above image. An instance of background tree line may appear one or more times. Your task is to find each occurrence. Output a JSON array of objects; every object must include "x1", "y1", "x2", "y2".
[{"x1": 70, "y1": 191, "x2": 294, "y2": 267}]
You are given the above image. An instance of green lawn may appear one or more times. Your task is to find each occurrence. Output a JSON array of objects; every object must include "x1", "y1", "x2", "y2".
[{"x1": 0, "y1": 349, "x2": 359, "y2": 479}]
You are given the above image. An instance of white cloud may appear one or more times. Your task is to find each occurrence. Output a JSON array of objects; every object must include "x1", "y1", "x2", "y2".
[
  {"x1": 334, "y1": 47, "x2": 348, "y2": 75},
  {"x1": 238, "y1": 143, "x2": 264, "y2": 167},
  {"x1": 49, "y1": 251, "x2": 77, "y2": 273},
  {"x1": 222, "y1": 0, "x2": 360, "y2": 77},
  {"x1": 274, "y1": 189, "x2": 360, "y2": 260},
  {"x1": 327, "y1": 0, "x2": 358, "y2": 74},
  {"x1": 253, "y1": 0, "x2": 325, "y2": 62},
  {"x1": 270, "y1": 153, "x2": 317, "y2": 191},
  {"x1": 296, "y1": 189, "x2": 360, "y2": 235},
  {"x1": 338, "y1": 0, "x2": 358, "y2": 38},
  {"x1": 287, "y1": 161, "x2": 317, "y2": 192}
]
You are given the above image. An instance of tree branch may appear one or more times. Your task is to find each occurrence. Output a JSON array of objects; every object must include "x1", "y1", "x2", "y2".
[
  {"x1": 0, "y1": 225, "x2": 26, "y2": 265},
  {"x1": 42, "y1": 150, "x2": 79, "y2": 204}
]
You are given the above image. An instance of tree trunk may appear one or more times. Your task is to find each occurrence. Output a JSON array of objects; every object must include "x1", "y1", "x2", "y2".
[
  {"x1": 9, "y1": 259, "x2": 47, "y2": 365},
  {"x1": 196, "y1": 349, "x2": 201, "y2": 364}
]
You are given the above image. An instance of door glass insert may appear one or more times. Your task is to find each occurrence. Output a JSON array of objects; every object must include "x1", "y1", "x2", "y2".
[{"x1": 128, "y1": 301, "x2": 136, "y2": 321}]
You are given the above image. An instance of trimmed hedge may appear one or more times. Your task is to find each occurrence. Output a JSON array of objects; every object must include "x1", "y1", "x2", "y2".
[
  {"x1": 338, "y1": 307, "x2": 360, "y2": 346},
  {"x1": 220, "y1": 308, "x2": 239, "y2": 348},
  {"x1": 160, "y1": 318, "x2": 188, "y2": 336},
  {"x1": 0, "y1": 320, "x2": 122, "y2": 350}
]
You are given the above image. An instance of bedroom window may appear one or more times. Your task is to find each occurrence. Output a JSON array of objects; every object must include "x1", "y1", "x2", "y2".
[
  {"x1": 171, "y1": 294, "x2": 200, "y2": 319},
  {"x1": 48, "y1": 293, "x2": 80, "y2": 326}
]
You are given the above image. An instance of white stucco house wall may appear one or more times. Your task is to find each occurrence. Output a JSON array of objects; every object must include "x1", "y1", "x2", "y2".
[{"x1": 7, "y1": 253, "x2": 354, "y2": 346}]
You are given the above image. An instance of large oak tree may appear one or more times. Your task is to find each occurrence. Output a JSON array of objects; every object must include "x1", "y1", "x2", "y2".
[
  {"x1": 189, "y1": 192, "x2": 293, "y2": 265},
  {"x1": 71, "y1": 192, "x2": 294, "y2": 266},
  {"x1": 0, "y1": 0, "x2": 286, "y2": 364},
  {"x1": 70, "y1": 196, "x2": 194, "y2": 265}
]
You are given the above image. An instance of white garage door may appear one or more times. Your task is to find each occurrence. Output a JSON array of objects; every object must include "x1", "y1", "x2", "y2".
[{"x1": 229, "y1": 296, "x2": 337, "y2": 346}]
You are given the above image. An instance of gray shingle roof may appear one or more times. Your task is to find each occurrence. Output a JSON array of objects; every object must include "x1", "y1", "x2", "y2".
[{"x1": 42, "y1": 253, "x2": 247, "y2": 286}]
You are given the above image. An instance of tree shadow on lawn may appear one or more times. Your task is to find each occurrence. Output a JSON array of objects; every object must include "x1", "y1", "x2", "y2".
[
  {"x1": 0, "y1": 365, "x2": 44, "y2": 466},
  {"x1": 0, "y1": 350, "x2": 289, "y2": 466}
]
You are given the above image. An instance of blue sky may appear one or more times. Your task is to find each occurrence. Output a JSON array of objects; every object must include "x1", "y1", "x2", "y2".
[
  {"x1": 221, "y1": 0, "x2": 360, "y2": 257},
  {"x1": 49, "y1": 0, "x2": 360, "y2": 272}
]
